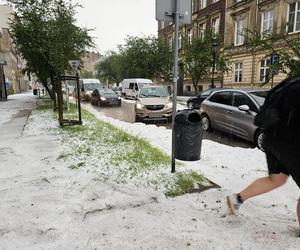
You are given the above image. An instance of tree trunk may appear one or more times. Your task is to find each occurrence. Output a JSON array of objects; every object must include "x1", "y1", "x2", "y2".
[
  {"x1": 51, "y1": 75, "x2": 57, "y2": 111},
  {"x1": 56, "y1": 77, "x2": 64, "y2": 126}
]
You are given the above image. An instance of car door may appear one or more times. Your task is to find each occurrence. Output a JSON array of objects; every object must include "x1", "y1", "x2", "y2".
[
  {"x1": 128, "y1": 82, "x2": 134, "y2": 98},
  {"x1": 207, "y1": 91, "x2": 233, "y2": 132},
  {"x1": 231, "y1": 92, "x2": 259, "y2": 140}
]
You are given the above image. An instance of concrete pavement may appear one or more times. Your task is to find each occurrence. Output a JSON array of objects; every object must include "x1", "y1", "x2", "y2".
[{"x1": 0, "y1": 93, "x2": 36, "y2": 140}]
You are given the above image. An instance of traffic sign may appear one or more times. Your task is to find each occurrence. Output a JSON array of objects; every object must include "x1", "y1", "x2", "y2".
[
  {"x1": 156, "y1": 0, "x2": 192, "y2": 24},
  {"x1": 68, "y1": 60, "x2": 80, "y2": 71}
]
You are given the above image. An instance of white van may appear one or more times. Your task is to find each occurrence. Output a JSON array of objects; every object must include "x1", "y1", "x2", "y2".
[{"x1": 121, "y1": 78, "x2": 153, "y2": 99}]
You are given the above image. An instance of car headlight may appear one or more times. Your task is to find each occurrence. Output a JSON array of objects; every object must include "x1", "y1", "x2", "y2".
[
  {"x1": 165, "y1": 102, "x2": 173, "y2": 109},
  {"x1": 100, "y1": 97, "x2": 106, "y2": 101},
  {"x1": 136, "y1": 103, "x2": 144, "y2": 109}
]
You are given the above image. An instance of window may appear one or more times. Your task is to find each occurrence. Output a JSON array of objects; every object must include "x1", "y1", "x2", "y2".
[
  {"x1": 234, "y1": 19, "x2": 245, "y2": 45},
  {"x1": 259, "y1": 59, "x2": 271, "y2": 82},
  {"x1": 199, "y1": 0, "x2": 207, "y2": 9},
  {"x1": 188, "y1": 29, "x2": 193, "y2": 43},
  {"x1": 199, "y1": 22, "x2": 206, "y2": 39},
  {"x1": 129, "y1": 83, "x2": 134, "y2": 89},
  {"x1": 232, "y1": 92, "x2": 258, "y2": 112},
  {"x1": 234, "y1": 63, "x2": 243, "y2": 83},
  {"x1": 210, "y1": 91, "x2": 232, "y2": 106},
  {"x1": 261, "y1": 10, "x2": 274, "y2": 35},
  {"x1": 178, "y1": 32, "x2": 182, "y2": 49},
  {"x1": 186, "y1": 85, "x2": 191, "y2": 92},
  {"x1": 212, "y1": 16, "x2": 220, "y2": 34},
  {"x1": 288, "y1": 1, "x2": 300, "y2": 33}
]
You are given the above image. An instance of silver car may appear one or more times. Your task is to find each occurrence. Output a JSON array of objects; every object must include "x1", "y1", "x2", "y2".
[{"x1": 200, "y1": 89, "x2": 269, "y2": 149}]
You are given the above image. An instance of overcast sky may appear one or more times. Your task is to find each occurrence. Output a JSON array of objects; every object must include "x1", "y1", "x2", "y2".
[
  {"x1": 0, "y1": 0, "x2": 158, "y2": 54},
  {"x1": 77, "y1": 0, "x2": 158, "y2": 54}
]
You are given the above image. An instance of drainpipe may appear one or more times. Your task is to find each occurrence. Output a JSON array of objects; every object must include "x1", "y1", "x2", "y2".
[{"x1": 250, "y1": 0, "x2": 259, "y2": 88}]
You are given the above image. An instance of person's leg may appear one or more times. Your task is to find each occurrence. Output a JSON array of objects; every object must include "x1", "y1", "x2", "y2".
[
  {"x1": 226, "y1": 174, "x2": 288, "y2": 215},
  {"x1": 239, "y1": 173, "x2": 289, "y2": 201}
]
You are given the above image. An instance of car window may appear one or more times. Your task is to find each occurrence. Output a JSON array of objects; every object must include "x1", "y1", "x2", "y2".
[
  {"x1": 135, "y1": 83, "x2": 138, "y2": 91},
  {"x1": 249, "y1": 91, "x2": 268, "y2": 107},
  {"x1": 200, "y1": 89, "x2": 213, "y2": 97},
  {"x1": 129, "y1": 83, "x2": 134, "y2": 89},
  {"x1": 209, "y1": 91, "x2": 232, "y2": 106},
  {"x1": 232, "y1": 92, "x2": 258, "y2": 112},
  {"x1": 139, "y1": 87, "x2": 168, "y2": 98}
]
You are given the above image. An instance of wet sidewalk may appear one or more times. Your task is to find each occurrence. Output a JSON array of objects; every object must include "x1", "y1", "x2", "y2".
[{"x1": 0, "y1": 93, "x2": 36, "y2": 140}]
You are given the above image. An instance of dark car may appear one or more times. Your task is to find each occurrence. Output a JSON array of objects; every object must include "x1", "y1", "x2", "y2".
[
  {"x1": 199, "y1": 89, "x2": 269, "y2": 149},
  {"x1": 91, "y1": 88, "x2": 121, "y2": 106},
  {"x1": 187, "y1": 88, "x2": 225, "y2": 109}
]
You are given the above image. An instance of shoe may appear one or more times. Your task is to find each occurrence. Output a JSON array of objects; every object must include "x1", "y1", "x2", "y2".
[{"x1": 226, "y1": 194, "x2": 243, "y2": 215}]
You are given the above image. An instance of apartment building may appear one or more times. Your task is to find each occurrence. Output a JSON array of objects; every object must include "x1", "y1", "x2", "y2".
[
  {"x1": 223, "y1": 0, "x2": 297, "y2": 88},
  {"x1": 81, "y1": 51, "x2": 102, "y2": 76},
  {"x1": 0, "y1": 4, "x2": 28, "y2": 94},
  {"x1": 158, "y1": 0, "x2": 226, "y2": 94}
]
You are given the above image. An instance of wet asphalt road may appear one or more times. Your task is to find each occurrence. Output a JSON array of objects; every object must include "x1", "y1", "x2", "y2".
[{"x1": 87, "y1": 99, "x2": 254, "y2": 149}]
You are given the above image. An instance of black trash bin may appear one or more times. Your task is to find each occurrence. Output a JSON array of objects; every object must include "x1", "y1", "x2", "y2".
[{"x1": 174, "y1": 109, "x2": 203, "y2": 161}]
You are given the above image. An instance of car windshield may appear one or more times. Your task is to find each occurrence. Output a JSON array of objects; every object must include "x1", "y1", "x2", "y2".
[
  {"x1": 139, "y1": 87, "x2": 169, "y2": 98},
  {"x1": 137, "y1": 82, "x2": 151, "y2": 88},
  {"x1": 99, "y1": 89, "x2": 116, "y2": 95},
  {"x1": 84, "y1": 83, "x2": 101, "y2": 91},
  {"x1": 249, "y1": 91, "x2": 269, "y2": 107}
]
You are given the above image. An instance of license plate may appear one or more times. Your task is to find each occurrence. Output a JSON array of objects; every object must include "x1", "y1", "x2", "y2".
[
  {"x1": 149, "y1": 113, "x2": 162, "y2": 118},
  {"x1": 109, "y1": 100, "x2": 118, "y2": 105}
]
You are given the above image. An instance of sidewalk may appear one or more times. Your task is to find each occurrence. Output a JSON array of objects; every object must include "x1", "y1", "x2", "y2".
[
  {"x1": 0, "y1": 93, "x2": 36, "y2": 139},
  {"x1": 0, "y1": 94, "x2": 299, "y2": 250}
]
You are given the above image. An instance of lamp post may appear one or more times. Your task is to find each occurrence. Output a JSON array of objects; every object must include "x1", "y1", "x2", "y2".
[
  {"x1": 211, "y1": 38, "x2": 218, "y2": 89},
  {"x1": 0, "y1": 51, "x2": 7, "y2": 100}
]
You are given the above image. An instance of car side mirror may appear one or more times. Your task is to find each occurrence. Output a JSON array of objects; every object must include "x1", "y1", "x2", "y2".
[{"x1": 238, "y1": 105, "x2": 250, "y2": 112}]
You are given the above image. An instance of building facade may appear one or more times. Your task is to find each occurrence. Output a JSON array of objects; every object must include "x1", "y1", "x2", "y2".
[
  {"x1": 158, "y1": 0, "x2": 226, "y2": 94},
  {"x1": 0, "y1": 4, "x2": 28, "y2": 94},
  {"x1": 223, "y1": 0, "x2": 295, "y2": 88},
  {"x1": 81, "y1": 51, "x2": 102, "y2": 76}
]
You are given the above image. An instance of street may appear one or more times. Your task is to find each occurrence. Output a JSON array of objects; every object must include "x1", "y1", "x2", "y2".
[{"x1": 87, "y1": 98, "x2": 253, "y2": 149}]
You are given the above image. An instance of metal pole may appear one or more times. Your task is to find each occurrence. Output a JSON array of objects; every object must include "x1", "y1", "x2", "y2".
[
  {"x1": 211, "y1": 55, "x2": 215, "y2": 88},
  {"x1": 76, "y1": 72, "x2": 82, "y2": 124},
  {"x1": 171, "y1": 0, "x2": 180, "y2": 173}
]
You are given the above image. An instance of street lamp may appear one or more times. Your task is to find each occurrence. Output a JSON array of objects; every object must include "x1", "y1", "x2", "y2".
[
  {"x1": 211, "y1": 38, "x2": 218, "y2": 89},
  {"x1": 0, "y1": 51, "x2": 7, "y2": 100}
]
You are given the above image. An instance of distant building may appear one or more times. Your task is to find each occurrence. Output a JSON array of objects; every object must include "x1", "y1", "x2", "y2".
[
  {"x1": 81, "y1": 51, "x2": 102, "y2": 76},
  {"x1": 0, "y1": 4, "x2": 28, "y2": 94}
]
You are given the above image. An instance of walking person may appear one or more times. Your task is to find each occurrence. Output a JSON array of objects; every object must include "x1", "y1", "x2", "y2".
[{"x1": 226, "y1": 77, "x2": 300, "y2": 235}]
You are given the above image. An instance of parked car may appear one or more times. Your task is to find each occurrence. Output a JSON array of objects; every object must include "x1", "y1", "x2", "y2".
[
  {"x1": 91, "y1": 88, "x2": 121, "y2": 106},
  {"x1": 112, "y1": 86, "x2": 122, "y2": 97},
  {"x1": 187, "y1": 88, "x2": 224, "y2": 109},
  {"x1": 199, "y1": 89, "x2": 269, "y2": 149},
  {"x1": 135, "y1": 85, "x2": 173, "y2": 122},
  {"x1": 121, "y1": 78, "x2": 153, "y2": 99}
]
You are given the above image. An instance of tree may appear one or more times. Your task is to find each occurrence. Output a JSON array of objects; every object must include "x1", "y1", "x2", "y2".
[
  {"x1": 247, "y1": 31, "x2": 300, "y2": 80},
  {"x1": 181, "y1": 30, "x2": 230, "y2": 94},
  {"x1": 8, "y1": 0, "x2": 94, "y2": 100}
]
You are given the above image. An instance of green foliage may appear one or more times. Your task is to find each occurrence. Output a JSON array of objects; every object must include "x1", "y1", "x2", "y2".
[
  {"x1": 95, "y1": 36, "x2": 173, "y2": 83},
  {"x1": 8, "y1": 0, "x2": 94, "y2": 93},
  {"x1": 165, "y1": 171, "x2": 206, "y2": 197},
  {"x1": 181, "y1": 30, "x2": 230, "y2": 94},
  {"x1": 247, "y1": 30, "x2": 300, "y2": 79}
]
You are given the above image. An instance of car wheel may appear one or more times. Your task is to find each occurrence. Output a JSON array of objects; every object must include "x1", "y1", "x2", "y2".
[
  {"x1": 255, "y1": 130, "x2": 265, "y2": 151},
  {"x1": 187, "y1": 102, "x2": 194, "y2": 109},
  {"x1": 201, "y1": 114, "x2": 212, "y2": 132},
  {"x1": 135, "y1": 115, "x2": 141, "y2": 123}
]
